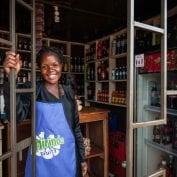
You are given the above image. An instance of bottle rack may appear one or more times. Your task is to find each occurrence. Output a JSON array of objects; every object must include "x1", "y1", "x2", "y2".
[{"x1": 85, "y1": 29, "x2": 127, "y2": 107}]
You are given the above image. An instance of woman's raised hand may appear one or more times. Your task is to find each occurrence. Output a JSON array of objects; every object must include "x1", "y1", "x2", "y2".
[{"x1": 3, "y1": 51, "x2": 22, "y2": 77}]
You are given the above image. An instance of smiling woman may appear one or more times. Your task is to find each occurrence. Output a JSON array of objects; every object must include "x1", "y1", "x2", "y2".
[{"x1": 3, "y1": 46, "x2": 88, "y2": 177}]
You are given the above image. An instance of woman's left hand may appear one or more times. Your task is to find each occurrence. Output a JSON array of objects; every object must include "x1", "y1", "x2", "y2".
[{"x1": 81, "y1": 161, "x2": 88, "y2": 177}]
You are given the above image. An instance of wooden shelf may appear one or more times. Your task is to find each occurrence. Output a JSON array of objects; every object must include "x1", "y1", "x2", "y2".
[
  {"x1": 85, "y1": 144, "x2": 104, "y2": 159},
  {"x1": 16, "y1": 49, "x2": 31, "y2": 53},
  {"x1": 86, "y1": 99, "x2": 127, "y2": 107},
  {"x1": 145, "y1": 139, "x2": 177, "y2": 157},
  {"x1": 110, "y1": 52, "x2": 127, "y2": 59},
  {"x1": 79, "y1": 107, "x2": 109, "y2": 177},
  {"x1": 110, "y1": 79, "x2": 127, "y2": 82},
  {"x1": 144, "y1": 105, "x2": 177, "y2": 116}
]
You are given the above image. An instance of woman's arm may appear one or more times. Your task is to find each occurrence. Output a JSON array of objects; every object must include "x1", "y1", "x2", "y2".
[{"x1": 4, "y1": 81, "x2": 31, "y2": 121}]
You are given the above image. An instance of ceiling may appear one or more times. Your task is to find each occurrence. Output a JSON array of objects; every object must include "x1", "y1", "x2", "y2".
[
  {"x1": 1, "y1": 0, "x2": 177, "y2": 43},
  {"x1": 39, "y1": 0, "x2": 177, "y2": 42}
]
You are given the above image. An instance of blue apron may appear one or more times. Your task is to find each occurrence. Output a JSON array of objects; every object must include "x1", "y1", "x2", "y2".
[{"x1": 25, "y1": 101, "x2": 76, "y2": 177}]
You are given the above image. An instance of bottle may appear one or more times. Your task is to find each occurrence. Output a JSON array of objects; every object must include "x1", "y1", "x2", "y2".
[
  {"x1": 160, "y1": 160, "x2": 170, "y2": 176},
  {"x1": 97, "y1": 90, "x2": 101, "y2": 101},
  {"x1": 123, "y1": 33, "x2": 127, "y2": 53},
  {"x1": 97, "y1": 41, "x2": 102, "y2": 59},
  {"x1": 91, "y1": 65, "x2": 95, "y2": 81},
  {"x1": 162, "y1": 120, "x2": 173, "y2": 145},
  {"x1": 77, "y1": 57, "x2": 80, "y2": 72},
  {"x1": 158, "y1": 155, "x2": 170, "y2": 177},
  {"x1": 115, "y1": 68, "x2": 119, "y2": 80},
  {"x1": 102, "y1": 40, "x2": 106, "y2": 58},
  {"x1": 105, "y1": 63, "x2": 109, "y2": 80},
  {"x1": 87, "y1": 65, "x2": 90, "y2": 81},
  {"x1": 118, "y1": 65, "x2": 122, "y2": 80},
  {"x1": 70, "y1": 57, "x2": 73, "y2": 72},
  {"x1": 22, "y1": 72, "x2": 27, "y2": 83},
  {"x1": 120, "y1": 34, "x2": 125, "y2": 53},
  {"x1": 0, "y1": 69, "x2": 4, "y2": 84},
  {"x1": 97, "y1": 63, "x2": 101, "y2": 81},
  {"x1": 122, "y1": 65, "x2": 126, "y2": 79},
  {"x1": 100, "y1": 62, "x2": 106, "y2": 80},
  {"x1": 74, "y1": 57, "x2": 77, "y2": 72},
  {"x1": 150, "y1": 83, "x2": 158, "y2": 106},
  {"x1": 172, "y1": 120, "x2": 177, "y2": 150},
  {"x1": 112, "y1": 69, "x2": 115, "y2": 80},
  {"x1": 153, "y1": 118, "x2": 162, "y2": 144},
  {"x1": 111, "y1": 38, "x2": 116, "y2": 56},
  {"x1": 18, "y1": 39, "x2": 22, "y2": 49},
  {"x1": 111, "y1": 91, "x2": 115, "y2": 104},
  {"x1": 116, "y1": 35, "x2": 121, "y2": 54},
  {"x1": 168, "y1": 155, "x2": 176, "y2": 177},
  {"x1": 137, "y1": 30, "x2": 144, "y2": 50},
  {"x1": 0, "y1": 89, "x2": 7, "y2": 122},
  {"x1": 63, "y1": 59, "x2": 68, "y2": 72},
  {"x1": 23, "y1": 39, "x2": 28, "y2": 50}
]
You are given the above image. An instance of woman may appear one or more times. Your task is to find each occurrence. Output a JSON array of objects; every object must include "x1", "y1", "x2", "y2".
[{"x1": 3, "y1": 47, "x2": 87, "y2": 177}]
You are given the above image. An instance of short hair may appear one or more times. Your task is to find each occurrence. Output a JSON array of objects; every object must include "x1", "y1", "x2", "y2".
[{"x1": 36, "y1": 46, "x2": 64, "y2": 67}]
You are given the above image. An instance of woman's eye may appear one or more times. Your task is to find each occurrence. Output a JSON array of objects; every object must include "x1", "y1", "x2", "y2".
[
  {"x1": 53, "y1": 63, "x2": 60, "y2": 68},
  {"x1": 41, "y1": 65, "x2": 48, "y2": 70}
]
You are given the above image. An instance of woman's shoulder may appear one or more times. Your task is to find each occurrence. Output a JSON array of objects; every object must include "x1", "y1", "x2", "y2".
[
  {"x1": 62, "y1": 84, "x2": 75, "y2": 99},
  {"x1": 36, "y1": 80, "x2": 44, "y2": 97}
]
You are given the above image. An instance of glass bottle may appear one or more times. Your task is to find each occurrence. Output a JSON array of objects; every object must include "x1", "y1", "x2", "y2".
[
  {"x1": 112, "y1": 38, "x2": 116, "y2": 56},
  {"x1": 97, "y1": 63, "x2": 101, "y2": 81},
  {"x1": 153, "y1": 117, "x2": 162, "y2": 144},
  {"x1": 150, "y1": 83, "x2": 158, "y2": 106},
  {"x1": 162, "y1": 120, "x2": 173, "y2": 145},
  {"x1": 100, "y1": 61, "x2": 106, "y2": 80},
  {"x1": 172, "y1": 120, "x2": 177, "y2": 150},
  {"x1": 168, "y1": 155, "x2": 176, "y2": 177}
]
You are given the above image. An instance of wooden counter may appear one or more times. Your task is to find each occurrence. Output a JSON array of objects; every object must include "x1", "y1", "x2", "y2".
[{"x1": 79, "y1": 107, "x2": 109, "y2": 177}]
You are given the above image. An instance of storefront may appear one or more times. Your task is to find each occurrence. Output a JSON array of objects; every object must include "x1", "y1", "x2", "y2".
[{"x1": 0, "y1": 0, "x2": 177, "y2": 177}]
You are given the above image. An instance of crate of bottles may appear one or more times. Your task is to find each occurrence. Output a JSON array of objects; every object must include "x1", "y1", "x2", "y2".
[
  {"x1": 109, "y1": 131, "x2": 126, "y2": 177},
  {"x1": 139, "y1": 49, "x2": 177, "y2": 74}
]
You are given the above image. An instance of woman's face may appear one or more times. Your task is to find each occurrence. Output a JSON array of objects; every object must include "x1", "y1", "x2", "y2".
[{"x1": 40, "y1": 51, "x2": 62, "y2": 85}]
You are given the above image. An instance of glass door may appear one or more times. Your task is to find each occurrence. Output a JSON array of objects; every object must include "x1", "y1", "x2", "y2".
[
  {"x1": 0, "y1": 0, "x2": 36, "y2": 177},
  {"x1": 126, "y1": 0, "x2": 168, "y2": 177}
]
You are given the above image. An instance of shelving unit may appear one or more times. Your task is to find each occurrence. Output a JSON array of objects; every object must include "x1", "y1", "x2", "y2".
[
  {"x1": 85, "y1": 29, "x2": 127, "y2": 107},
  {"x1": 79, "y1": 107, "x2": 109, "y2": 177}
]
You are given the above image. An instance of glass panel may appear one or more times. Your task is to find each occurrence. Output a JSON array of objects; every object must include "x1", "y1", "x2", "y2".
[
  {"x1": 16, "y1": 119, "x2": 31, "y2": 177},
  {"x1": 135, "y1": 127, "x2": 177, "y2": 177},
  {"x1": 0, "y1": 0, "x2": 9, "y2": 32},
  {"x1": 136, "y1": 73, "x2": 162, "y2": 123},
  {"x1": 17, "y1": 147, "x2": 29, "y2": 177},
  {"x1": 1, "y1": 158, "x2": 10, "y2": 177}
]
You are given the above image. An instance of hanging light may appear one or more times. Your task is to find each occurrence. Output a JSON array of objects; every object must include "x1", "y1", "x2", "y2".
[{"x1": 53, "y1": 6, "x2": 60, "y2": 23}]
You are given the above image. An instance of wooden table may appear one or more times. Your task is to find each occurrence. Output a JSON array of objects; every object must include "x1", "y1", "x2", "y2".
[{"x1": 79, "y1": 107, "x2": 109, "y2": 177}]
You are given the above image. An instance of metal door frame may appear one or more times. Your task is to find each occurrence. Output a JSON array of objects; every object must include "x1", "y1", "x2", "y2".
[
  {"x1": 126, "y1": 0, "x2": 167, "y2": 177},
  {"x1": 0, "y1": 0, "x2": 36, "y2": 177}
]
